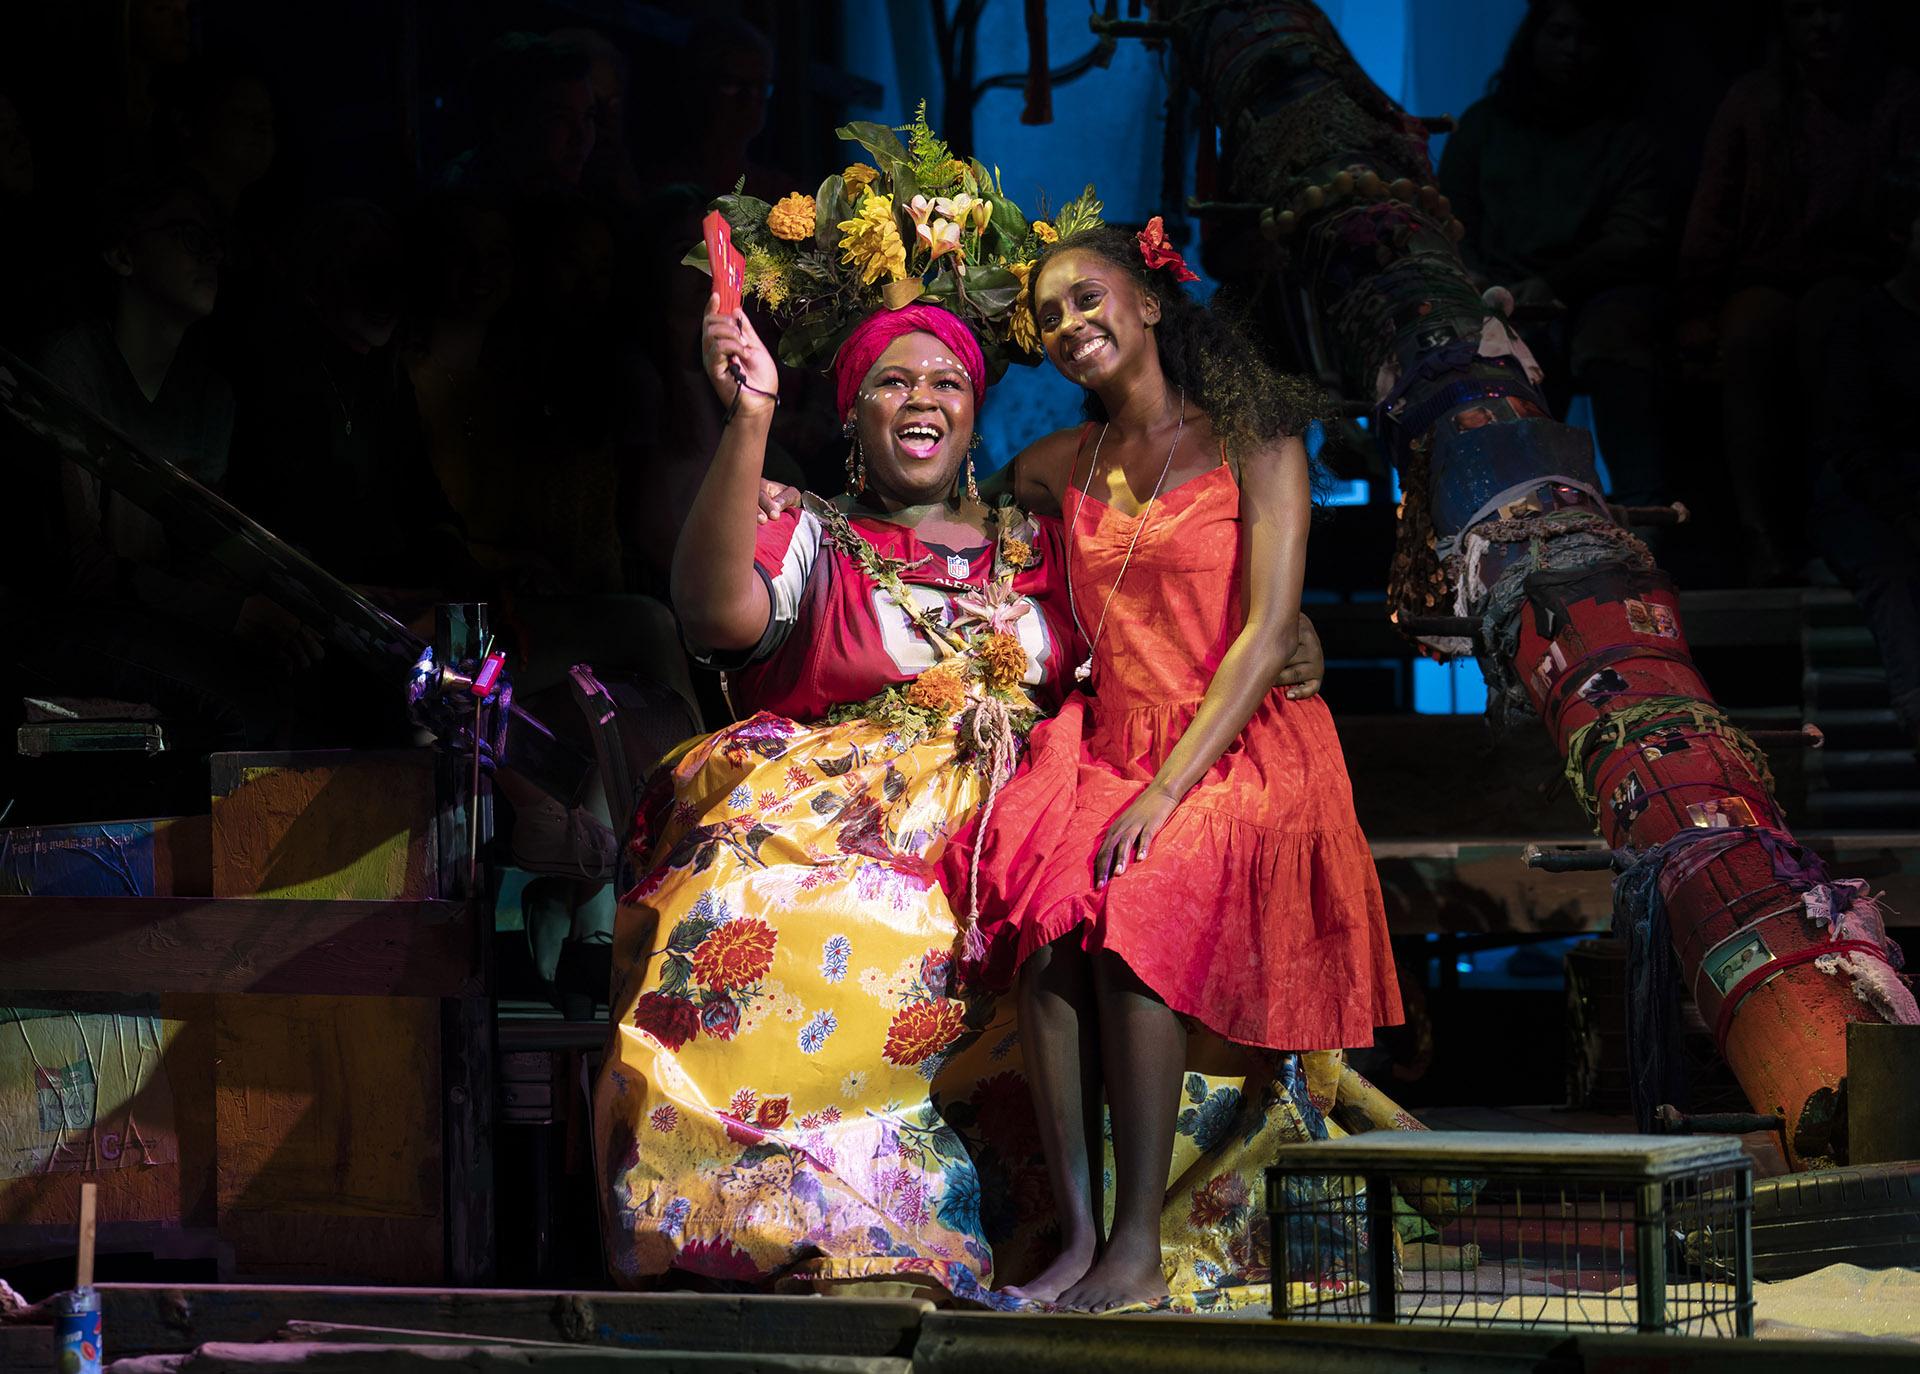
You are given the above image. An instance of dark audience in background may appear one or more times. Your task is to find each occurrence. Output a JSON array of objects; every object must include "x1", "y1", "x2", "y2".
[
  {"x1": 1813, "y1": 157, "x2": 1920, "y2": 758},
  {"x1": 23, "y1": 170, "x2": 317, "y2": 746},
  {"x1": 0, "y1": 91, "x2": 57, "y2": 354},
  {"x1": 442, "y1": 32, "x2": 596, "y2": 198},
  {"x1": 151, "y1": 58, "x2": 277, "y2": 222},
  {"x1": 116, "y1": 0, "x2": 196, "y2": 178},
  {"x1": 5, "y1": 0, "x2": 1918, "y2": 770},
  {"x1": 1439, "y1": 0, "x2": 1669, "y2": 510},
  {"x1": 1679, "y1": 0, "x2": 1920, "y2": 584},
  {"x1": 42, "y1": 174, "x2": 235, "y2": 555},
  {"x1": 224, "y1": 198, "x2": 471, "y2": 603},
  {"x1": 550, "y1": 28, "x2": 643, "y2": 214}
]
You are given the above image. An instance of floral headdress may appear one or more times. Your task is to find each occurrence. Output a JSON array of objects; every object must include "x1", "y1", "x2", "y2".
[{"x1": 686, "y1": 101, "x2": 1104, "y2": 378}]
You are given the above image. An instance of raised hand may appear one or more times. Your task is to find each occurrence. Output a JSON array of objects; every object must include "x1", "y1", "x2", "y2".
[{"x1": 700, "y1": 295, "x2": 779, "y2": 417}]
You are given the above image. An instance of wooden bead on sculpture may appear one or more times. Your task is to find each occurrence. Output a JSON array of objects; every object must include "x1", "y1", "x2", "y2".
[
  {"x1": 1301, "y1": 184, "x2": 1325, "y2": 210},
  {"x1": 1331, "y1": 170, "x2": 1355, "y2": 196},
  {"x1": 1417, "y1": 184, "x2": 1440, "y2": 210},
  {"x1": 1447, "y1": 218, "x2": 1466, "y2": 241},
  {"x1": 1357, "y1": 170, "x2": 1384, "y2": 199},
  {"x1": 1260, "y1": 207, "x2": 1280, "y2": 242},
  {"x1": 1389, "y1": 178, "x2": 1415, "y2": 201},
  {"x1": 1276, "y1": 209, "x2": 1298, "y2": 236},
  {"x1": 1436, "y1": 194, "x2": 1452, "y2": 218}
]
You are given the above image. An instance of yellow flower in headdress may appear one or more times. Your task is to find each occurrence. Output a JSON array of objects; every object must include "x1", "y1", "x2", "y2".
[
  {"x1": 751, "y1": 261, "x2": 791, "y2": 308},
  {"x1": 767, "y1": 193, "x2": 817, "y2": 242},
  {"x1": 1031, "y1": 221, "x2": 1058, "y2": 244},
  {"x1": 1007, "y1": 260, "x2": 1038, "y2": 353},
  {"x1": 842, "y1": 163, "x2": 880, "y2": 197},
  {"x1": 836, "y1": 195, "x2": 909, "y2": 285}
]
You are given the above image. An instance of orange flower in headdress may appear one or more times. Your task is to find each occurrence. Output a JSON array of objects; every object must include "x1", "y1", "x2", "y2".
[{"x1": 768, "y1": 193, "x2": 817, "y2": 242}]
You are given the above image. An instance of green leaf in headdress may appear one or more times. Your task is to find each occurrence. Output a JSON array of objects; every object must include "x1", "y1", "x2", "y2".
[
  {"x1": 1051, "y1": 185, "x2": 1106, "y2": 239},
  {"x1": 777, "y1": 310, "x2": 852, "y2": 370},
  {"x1": 813, "y1": 173, "x2": 851, "y2": 249},
  {"x1": 960, "y1": 264, "x2": 1020, "y2": 316}
]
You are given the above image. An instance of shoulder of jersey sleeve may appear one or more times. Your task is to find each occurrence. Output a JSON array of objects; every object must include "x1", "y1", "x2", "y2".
[{"x1": 751, "y1": 505, "x2": 818, "y2": 578}]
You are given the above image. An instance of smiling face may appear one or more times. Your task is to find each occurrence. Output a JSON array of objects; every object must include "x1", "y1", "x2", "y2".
[
  {"x1": 851, "y1": 331, "x2": 976, "y2": 506},
  {"x1": 1032, "y1": 248, "x2": 1160, "y2": 393}
]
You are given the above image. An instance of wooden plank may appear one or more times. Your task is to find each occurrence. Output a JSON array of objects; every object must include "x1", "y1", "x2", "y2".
[
  {"x1": 211, "y1": 997, "x2": 443, "y2": 1283},
  {"x1": 914, "y1": 1314, "x2": 1894, "y2": 1374},
  {"x1": 282, "y1": 1320, "x2": 581, "y2": 1347},
  {"x1": 442, "y1": 994, "x2": 496, "y2": 1285},
  {"x1": 0, "y1": 898, "x2": 481, "y2": 996},
  {"x1": 96, "y1": 1287, "x2": 933, "y2": 1359},
  {"x1": 109, "y1": 1342, "x2": 912, "y2": 1371}
]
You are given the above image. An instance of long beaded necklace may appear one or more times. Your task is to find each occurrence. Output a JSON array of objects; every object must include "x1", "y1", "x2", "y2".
[{"x1": 1064, "y1": 389, "x2": 1185, "y2": 683}]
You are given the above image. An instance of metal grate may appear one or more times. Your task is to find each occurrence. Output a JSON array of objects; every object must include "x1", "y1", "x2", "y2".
[{"x1": 1266, "y1": 1132, "x2": 1753, "y2": 1336}]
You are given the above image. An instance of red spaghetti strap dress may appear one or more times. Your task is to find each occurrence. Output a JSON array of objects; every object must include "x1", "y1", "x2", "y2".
[{"x1": 947, "y1": 435, "x2": 1402, "y2": 1051}]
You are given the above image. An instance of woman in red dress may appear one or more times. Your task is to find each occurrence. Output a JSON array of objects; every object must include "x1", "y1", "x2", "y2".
[{"x1": 950, "y1": 223, "x2": 1403, "y2": 1310}]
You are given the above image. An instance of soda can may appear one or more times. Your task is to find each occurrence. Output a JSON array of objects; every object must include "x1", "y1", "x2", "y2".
[{"x1": 53, "y1": 1285, "x2": 102, "y2": 1374}]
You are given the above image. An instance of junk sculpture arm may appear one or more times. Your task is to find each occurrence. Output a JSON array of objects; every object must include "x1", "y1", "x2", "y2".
[{"x1": 1100, "y1": 1, "x2": 1916, "y2": 1166}]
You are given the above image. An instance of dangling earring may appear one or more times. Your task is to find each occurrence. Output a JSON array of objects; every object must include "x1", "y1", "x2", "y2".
[
  {"x1": 844, "y1": 427, "x2": 866, "y2": 495},
  {"x1": 965, "y1": 434, "x2": 982, "y2": 504}
]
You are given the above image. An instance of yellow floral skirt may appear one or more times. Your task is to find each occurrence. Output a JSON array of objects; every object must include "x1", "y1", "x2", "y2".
[{"x1": 593, "y1": 710, "x2": 1401, "y2": 1308}]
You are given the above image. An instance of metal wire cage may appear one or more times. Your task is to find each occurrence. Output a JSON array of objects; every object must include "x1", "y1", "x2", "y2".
[{"x1": 1265, "y1": 1132, "x2": 1754, "y2": 1336}]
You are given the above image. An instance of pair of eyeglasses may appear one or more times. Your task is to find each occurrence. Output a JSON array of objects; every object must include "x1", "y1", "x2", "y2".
[
  {"x1": 712, "y1": 80, "x2": 774, "y2": 103},
  {"x1": 148, "y1": 220, "x2": 226, "y2": 259}
]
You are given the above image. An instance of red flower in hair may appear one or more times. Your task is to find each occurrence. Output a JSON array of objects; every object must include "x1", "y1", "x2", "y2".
[{"x1": 1137, "y1": 216, "x2": 1199, "y2": 283}]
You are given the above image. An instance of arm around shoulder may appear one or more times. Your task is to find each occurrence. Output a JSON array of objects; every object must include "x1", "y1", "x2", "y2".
[{"x1": 1004, "y1": 426, "x2": 1082, "y2": 516}]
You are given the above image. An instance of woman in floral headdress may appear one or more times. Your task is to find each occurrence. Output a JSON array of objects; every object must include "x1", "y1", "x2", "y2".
[{"x1": 593, "y1": 287, "x2": 1070, "y2": 1301}]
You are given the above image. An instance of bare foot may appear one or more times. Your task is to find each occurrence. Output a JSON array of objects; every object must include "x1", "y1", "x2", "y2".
[
  {"x1": 1057, "y1": 1242, "x2": 1169, "y2": 1313},
  {"x1": 1002, "y1": 1234, "x2": 1097, "y2": 1304}
]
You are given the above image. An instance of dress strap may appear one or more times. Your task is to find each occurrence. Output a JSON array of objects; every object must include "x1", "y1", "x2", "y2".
[{"x1": 1069, "y1": 421, "x2": 1098, "y2": 495}]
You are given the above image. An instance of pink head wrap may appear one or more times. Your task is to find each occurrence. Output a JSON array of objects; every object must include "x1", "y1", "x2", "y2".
[{"x1": 830, "y1": 304, "x2": 987, "y2": 420}]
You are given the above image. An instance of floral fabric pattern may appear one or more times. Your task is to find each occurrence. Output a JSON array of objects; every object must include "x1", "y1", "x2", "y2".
[{"x1": 593, "y1": 707, "x2": 1401, "y2": 1308}]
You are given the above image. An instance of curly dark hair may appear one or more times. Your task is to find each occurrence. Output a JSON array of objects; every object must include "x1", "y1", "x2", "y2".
[{"x1": 1032, "y1": 225, "x2": 1330, "y2": 476}]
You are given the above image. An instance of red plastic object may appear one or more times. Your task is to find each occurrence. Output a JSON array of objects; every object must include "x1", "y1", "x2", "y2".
[
  {"x1": 470, "y1": 652, "x2": 505, "y2": 699},
  {"x1": 703, "y1": 210, "x2": 742, "y2": 317}
]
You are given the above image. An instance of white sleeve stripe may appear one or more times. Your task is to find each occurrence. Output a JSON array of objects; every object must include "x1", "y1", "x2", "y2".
[{"x1": 766, "y1": 509, "x2": 823, "y2": 633}]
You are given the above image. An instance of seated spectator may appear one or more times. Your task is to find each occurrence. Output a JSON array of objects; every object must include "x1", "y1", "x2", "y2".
[
  {"x1": 0, "y1": 90, "x2": 58, "y2": 354},
  {"x1": 1680, "y1": 0, "x2": 1920, "y2": 582},
  {"x1": 1812, "y1": 157, "x2": 1920, "y2": 757},
  {"x1": 42, "y1": 174, "x2": 236, "y2": 554},
  {"x1": 639, "y1": 16, "x2": 779, "y2": 202},
  {"x1": 442, "y1": 33, "x2": 595, "y2": 197},
  {"x1": 1439, "y1": 0, "x2": 1668, "y2": 508},
  {"x1": 225, "y1": 198, "x2": 473, "y2": 598},
  {"x1": 151, "y1": 57, "x2": 276, "y2": 220},
  {"x1": 21, "y1": 171, "x2": 317, "y2": 747},
  {"x1": 550, "y1": 28, "x2": 641, "y2": 212}
]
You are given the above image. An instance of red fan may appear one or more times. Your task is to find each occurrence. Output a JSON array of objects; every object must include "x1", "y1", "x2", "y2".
[{"x1": 703, "y1": 210, "x2": 743, "y2": 316}]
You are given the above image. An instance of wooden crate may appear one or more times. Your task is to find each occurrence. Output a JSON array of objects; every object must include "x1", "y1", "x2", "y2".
[
  {"x1": 208, "y1": 750, "x2": 445, "y2": 1283},
  {"x1": 0, "y1": 750, "x2": 479, "y2": 1284}
]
